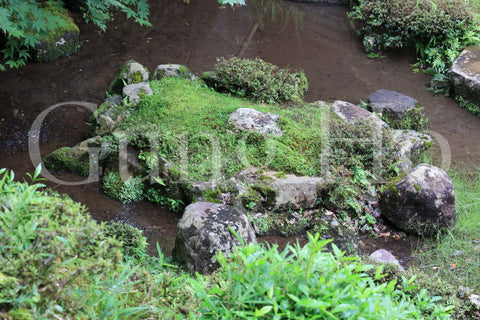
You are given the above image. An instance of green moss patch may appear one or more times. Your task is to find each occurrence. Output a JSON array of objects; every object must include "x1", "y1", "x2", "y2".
[
  {"x1": 44, "y1": 146, "x2": 90, "y2": 176},
  {"x1": 117, "y1": 77, "x2": 332, "y2": 182}
]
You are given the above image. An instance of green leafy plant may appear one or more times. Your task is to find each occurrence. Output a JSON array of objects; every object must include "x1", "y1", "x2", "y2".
[
  {"x1": 144, "y1": 188, "x2": 185, "y2": 212},
  {"x1": 104, "y1": 222, "x2": 148, "y2": 261},
  {"x1": 187, "y1": 232, "x2": 453, "y2": 319},
  {"x1": 102, "y1": 171, "x2": 145, "y2": 203}
]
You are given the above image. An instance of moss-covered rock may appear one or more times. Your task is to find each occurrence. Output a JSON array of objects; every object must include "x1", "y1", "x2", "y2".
[
  {"x1": 45, "y1": 147, "x2": 89, "y2": 176},
  {"x1": 33, "y1": 1, "x2": 80, "y2": 62},
  {"x1": 151, "y1": 64, "x2": 197, "y2": 81},
  {"x1": 108, "y1": 60, "x2": 150, "y2": 95},
  {"x1": 44, "y1": 136, "x2": 110, "y2": 176}
]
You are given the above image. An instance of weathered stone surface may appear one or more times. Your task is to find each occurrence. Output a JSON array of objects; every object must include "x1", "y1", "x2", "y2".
[
  {"x1": 368, "y1": 89, "x2": 418, "y2": 110},
  {"x1": 380, "y1": 164, "x2": 456, "y2": 235},
  {"x1": 370, "y1": 249, "x2": 404, "y2": 271},
  {"x1": 332, "y1": 100, "x2": 388, "y2": 129},
  {"x1": 95, "y1": 96, "x2": 128, "y2": 135},
  {"x1": 200, "y1": 71, "x2": 217, "y2": 87},
  {"x1": 33, "y1": 4, "x2": 80, "y2": 62},
  {"x1": 448, "y1": 46, "x2": 480, "y2": 105},
  {"x1": 236, "y1": 170, "x2": 326, "y2": 211},
  {"x1": 228, "y1": 108, "x2": 283, "y2": 136},
  {"x1": 173, "y1": 202, "x2": 256, "y2": 274},
  {"x1": 392, "y1": 129, "x2": 432, "y2": 163},
  {"x1": 152, "y1": 64, "x2": 197, "y2": 81},
  {"x1": 109, "y1": 61, "x2": 149, "y2": 95},
  {"x1": 123, "y1": 82, "x2": 152, "y2": 104}
]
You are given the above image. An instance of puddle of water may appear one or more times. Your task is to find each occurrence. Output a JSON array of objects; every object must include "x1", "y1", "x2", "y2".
[{"x1": 1, "y1": 0, "x2": 479, "y2": 258}]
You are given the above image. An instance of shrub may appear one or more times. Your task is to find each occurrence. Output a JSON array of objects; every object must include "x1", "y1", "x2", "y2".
[
  {"x1": 188, "y1": 233, "x2": 453, "y2": 319},
  {"x1": 0, "y1": 167, "x2": 130, "y2": 318},
  {"x1": 212, "y1": 57, "x2": 308, "y2": 103},
  {"x1": 104, "y1": 222, "x2": 148, "y2": 260},
  {"x1": 348, "y1": 0, "x2": 480, "y2": 77},
  {"x1": 102, "y1": 171, "x2": 145, "y2": 203}
]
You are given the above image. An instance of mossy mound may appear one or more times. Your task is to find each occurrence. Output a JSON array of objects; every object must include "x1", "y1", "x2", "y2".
[
  {"x1": 115, "y1": 77, "x2": 397, "y2": 183},
  {"x1": 33, "y1": 1, "x2": 80, "y2": 62},
  {"x1": 44, "y1": 146, "x2": 90, "y2": 176}
]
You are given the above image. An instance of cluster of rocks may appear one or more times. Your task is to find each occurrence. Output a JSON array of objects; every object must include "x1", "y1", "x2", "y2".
[
  {"x1": 175, "y1": 90, "x2": 455, "y2": 273},
  {"x1": 45, "y1": 60, "x2": 457, "y2": 275}
]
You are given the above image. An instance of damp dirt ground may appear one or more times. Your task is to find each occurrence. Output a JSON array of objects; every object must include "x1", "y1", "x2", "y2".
[{"x1": 1, "y1": 0, "x2": 479, "y2": 265}]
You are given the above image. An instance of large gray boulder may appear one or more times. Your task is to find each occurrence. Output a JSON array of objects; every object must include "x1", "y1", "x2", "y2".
[
  {"x1": 332, "y1": 100, "x2": 388, "y2": 129},
  {"x1": 109, "y1": 61, "x2": 149, "y2": 95},
  {"x1": 152, "y1": 64, "x2": 197, "y2": 81},
  {"x1": 228, "y1": 108, "x2": 283, "y2": 136},
  {"x1": 380, "y1": 164, "x2": 456, "y2": 235},
  {"x1": 368, "y1": 90, "x2": 425, "y2": 130},
  {"x1": 448, "y1": 46, "x2": 480, "y2": 105},
  {"x1": 236, "y1": 170, "x2": 326, "y2": 211},
  {"x1": 173, "y1": 202, "x2": 256, "y2": 274}
]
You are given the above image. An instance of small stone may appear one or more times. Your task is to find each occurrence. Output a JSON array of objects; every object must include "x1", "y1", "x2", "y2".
[{"x1": 370, "y1": 249, "x2": 404, "y2": 271}]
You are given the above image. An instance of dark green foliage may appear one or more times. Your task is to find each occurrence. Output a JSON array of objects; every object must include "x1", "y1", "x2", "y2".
[
  {"x1": 144, "y1": 188, "x2": 186, "y2": 212},
  {"x1": 213, "y1": 57, "x2": 308, "y2": 103},
  {"x1": 456, "y1": 95, "x2": 480, "y2": 117},
  {"x1": 104, "y1": 222, "x2": 148, "y2": 260},
  {"x1": 102, "y1": 171, "x2": 145, "y2": 203},
  {"x1": 348, "y1": 0, "x2": 480, "y2": 77}
]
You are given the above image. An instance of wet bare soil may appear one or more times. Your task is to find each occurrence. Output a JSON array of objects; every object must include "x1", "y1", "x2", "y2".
[{"x1": 1, "y1": 0, "x2": 479, "y2": 264}]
